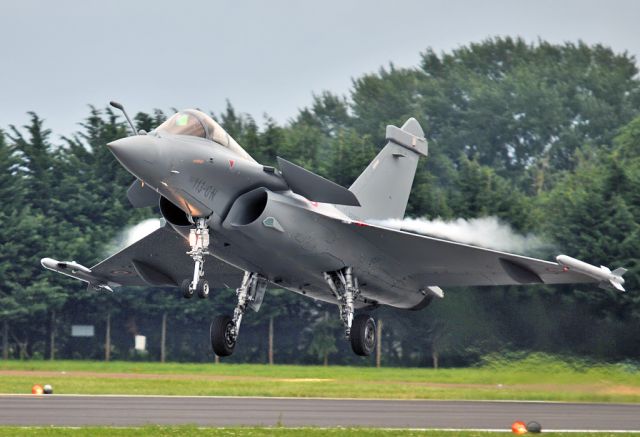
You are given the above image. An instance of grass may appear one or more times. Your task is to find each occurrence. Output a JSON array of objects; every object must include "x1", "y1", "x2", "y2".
[
  {"x1": 0, "y1": 428, "x2": 638, "y2": 437},
  {"x1": 1, "y1": 354, "x2": 639, "y2": 402}
]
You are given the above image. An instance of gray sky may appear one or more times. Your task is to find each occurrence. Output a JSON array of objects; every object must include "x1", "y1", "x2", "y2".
[{"x1": 1, "y1": 0, "x2": 639, "y2": 138}]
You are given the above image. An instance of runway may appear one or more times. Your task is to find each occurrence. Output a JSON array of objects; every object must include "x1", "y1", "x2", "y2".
[{"x1": 1, "y1": 395, "x2": 639, "y2": 430}]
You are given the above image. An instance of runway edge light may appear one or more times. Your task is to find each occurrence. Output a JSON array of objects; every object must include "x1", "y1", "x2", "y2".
[
  {"x1": 511, "y1": 420, "x2": 528, "y2": 434},
  {"x1": 31, "y1": 384, "x2": 43, "y2": 395}
]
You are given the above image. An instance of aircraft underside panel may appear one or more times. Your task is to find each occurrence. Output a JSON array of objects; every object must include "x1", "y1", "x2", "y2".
[
  {"x1": 90, "y1": 225, "x2": 244, "y2": 289},
  {"x1": 213, "y1": 189, "x2": 599, "y2": 309},
  {"x1": 214, "y1": 189, "x2": 432, "y2": 309}
]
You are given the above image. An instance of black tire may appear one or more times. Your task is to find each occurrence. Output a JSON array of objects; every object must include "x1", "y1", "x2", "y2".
[
  {"x1": 350, "y1": 314, "x2": 376, "y2": 356},
  {"x1": 211, "y1": 315, "x2": 236, "y2": 357},
  {"x1": 197, "y1": 279, "x2": 209, "y2": 299},
  {"x1": 181, "y1": 279, "x2": 193, "y2": 299}
]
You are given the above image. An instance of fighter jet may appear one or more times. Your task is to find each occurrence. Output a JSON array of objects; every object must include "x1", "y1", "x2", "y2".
[{"x1": 41, "y1": 102, "x2": 627, "y2": 357}]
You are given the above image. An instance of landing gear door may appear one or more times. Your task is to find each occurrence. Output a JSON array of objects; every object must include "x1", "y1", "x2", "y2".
[{"x1": 248, "y1": 276, "x2": 268, "y2": 312}]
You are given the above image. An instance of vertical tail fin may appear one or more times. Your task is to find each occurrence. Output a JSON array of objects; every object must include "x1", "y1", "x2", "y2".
[{"x1": 339, "y1": 118, "x2": 427, "y2": 221}]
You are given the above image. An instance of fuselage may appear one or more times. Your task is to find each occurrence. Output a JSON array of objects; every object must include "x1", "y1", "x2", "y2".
[{"x1": 107, "y1": 110, "x2": 427, "y2": 309}]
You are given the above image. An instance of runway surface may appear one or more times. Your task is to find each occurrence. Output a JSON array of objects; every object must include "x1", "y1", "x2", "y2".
[{"x1": 1, "y1": 395, "x2": 639, "y2": 430}]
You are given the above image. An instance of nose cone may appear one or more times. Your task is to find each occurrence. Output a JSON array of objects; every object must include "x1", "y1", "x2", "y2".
[{"x1": 107, "y1": 135, "x2": 160, "y2": 179}]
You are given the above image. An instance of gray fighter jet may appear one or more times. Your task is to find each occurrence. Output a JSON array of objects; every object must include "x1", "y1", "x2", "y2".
[{"x1": 42, "y1": 103, "x2": 627, "y2": 357}]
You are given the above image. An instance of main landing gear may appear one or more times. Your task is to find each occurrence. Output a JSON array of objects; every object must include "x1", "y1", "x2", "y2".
[
  {"x1": 210, "y1": 271, "x2": 267, "y2": 357},
  {"x1": 181, "y1": 217, "x2": 210, "y2": 299},
  {"x1": 178, "y1": 218, "x2": 268, "y2": 358},
  {"x1": 324, "y1": 267, "x2": 377, "y2": 356}
]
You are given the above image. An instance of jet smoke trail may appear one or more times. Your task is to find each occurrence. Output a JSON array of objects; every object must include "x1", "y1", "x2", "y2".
[
  {"x1": 108, "y1": 217, "x2": 543, "y2": 255},
  {"x1": 375, "y1": 216, "x2": 546, "y2": 253},
  {"x1": 106, "y1": 218, "x2": 163, "y2": 255}
]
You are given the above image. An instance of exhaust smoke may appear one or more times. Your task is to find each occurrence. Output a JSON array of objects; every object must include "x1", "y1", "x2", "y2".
[
  {"x1": 105, "y1": 218, "x2": 163, "y2": 255},
  {"x1": 375, "y1": 216, "x2": 546, "y2": 254}
]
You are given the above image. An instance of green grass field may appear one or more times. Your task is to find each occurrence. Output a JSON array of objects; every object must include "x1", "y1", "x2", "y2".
[
  {"x1": 1, "y1": 354, "x2": 639, "y2": 402},
  {"x1": 0, "y1": 428, "x2": 637, "y2": 437}
]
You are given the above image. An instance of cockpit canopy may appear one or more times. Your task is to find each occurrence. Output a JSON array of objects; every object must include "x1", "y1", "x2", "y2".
[{"x1": 156, "y1": 109, "x2": 254, "y2": 162}]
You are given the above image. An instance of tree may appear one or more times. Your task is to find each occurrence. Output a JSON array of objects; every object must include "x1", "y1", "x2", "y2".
[
  {"x1": 539, "y1": 117, "x2": 640, "y2": 356},
  {"x1": 134, "y1": 109, "x2": 166, "y2": 133},
  {"x1": 4, "y1": 117, "x2": 70, "y2": 359},
  {"x1": 0, "y1": 130, "x2": 26, "y2": 359},
  {"x1": 308, "y1": 312, "x2": 339, "y2": 366},
  {"x1": 418, "y1": 38, "x2": 640, "y2": 177}
]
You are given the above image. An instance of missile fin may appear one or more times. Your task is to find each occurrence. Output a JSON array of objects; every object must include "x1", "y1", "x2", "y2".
[
  {"x1": 611, "y1": 280, "x2": 626, "y2": 292},
  {"x1": 88, "y1": 283, "x2": 114, "y2": 292},
  {"x1": 427, "y1": 285, "x2": 444, "y2": 298},
  {"x1": 612, "y1": 267, "x2": 627, "y2": 276}
]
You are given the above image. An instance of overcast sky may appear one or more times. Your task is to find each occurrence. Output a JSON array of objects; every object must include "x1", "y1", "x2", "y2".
[{"x1": 1, "y1": 0, "x2": 639, "y2": 138}]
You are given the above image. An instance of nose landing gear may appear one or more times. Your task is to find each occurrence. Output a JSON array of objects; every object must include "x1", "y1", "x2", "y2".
[
  {"x1": 324, "y1": 267, "x2": 377, "y2": 357},
  {"x1": 182, "y1": 217, "x2": 210, "y2": 299},
  {"x1": 181, "y1": 278, "x2": 210, "y2": 299}
]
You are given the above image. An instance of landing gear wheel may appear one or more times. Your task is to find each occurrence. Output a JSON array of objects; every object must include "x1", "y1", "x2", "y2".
[
  {"x1": 211, "y1": 315, "x2": 236, "y2": 357},
  {"x1": 181, "y1": 279, "x2": 194, "y2": 299},
  {"x1": 197, "y1": 280, "x2": 209, "y2": 299},
  {"x1": 350, "y1": 314, "x2": 376, "y2": 356}
]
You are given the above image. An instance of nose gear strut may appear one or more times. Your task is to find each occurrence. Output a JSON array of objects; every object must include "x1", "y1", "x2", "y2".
[
  {"x1": 181, "y1": 217, "x2": 210, "y2": 299},
  {"x1": 324, "y1": 267, "x2": 377, "y2": 356}
]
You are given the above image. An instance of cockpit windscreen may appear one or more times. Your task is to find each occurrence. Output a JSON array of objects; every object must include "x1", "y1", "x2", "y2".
[{"x1": 156, "y1": 109, "x2": 255, "y2": 162}]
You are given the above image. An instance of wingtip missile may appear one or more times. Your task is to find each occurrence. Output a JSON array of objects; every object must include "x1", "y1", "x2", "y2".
[
  {"x1": 41, "y1": 258, "x2": 92, "y2": 275},
  {"x1": 41, "y1": 257, "x2": 93, "y2": 282},
  {"x1": 41, "y1": 257, "x2": 116, "y2": 292},
  {"x1": 556, "y1": 254, "x2": 626, "y2": 292}
]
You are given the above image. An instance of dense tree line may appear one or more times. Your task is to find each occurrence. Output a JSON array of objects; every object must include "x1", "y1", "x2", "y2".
[{"x1": 1, "y1": 37, "x2": 639, "y2": 366}]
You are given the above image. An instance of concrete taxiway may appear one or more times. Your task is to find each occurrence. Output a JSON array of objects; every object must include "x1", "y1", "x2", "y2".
[{"x1": 0, "y1": 395, "x2": 639, "y2": 430}]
